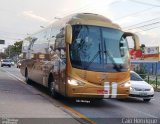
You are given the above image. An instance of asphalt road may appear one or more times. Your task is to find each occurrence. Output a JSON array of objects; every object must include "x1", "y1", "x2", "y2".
[{"x1": 1, "y1": 66, "x2": 160, "y2": 124}]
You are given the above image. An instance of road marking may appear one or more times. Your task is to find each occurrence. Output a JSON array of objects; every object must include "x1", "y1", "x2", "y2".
[
  {"x1": 3, "y1": 68, "x2": 96, "y2": 124},
  {"x1": 63, "y1": 104, "x2": 96, "y2": 124},
  {"x1": 4, "y1": 69, "x2": 26, "y2": 84}
]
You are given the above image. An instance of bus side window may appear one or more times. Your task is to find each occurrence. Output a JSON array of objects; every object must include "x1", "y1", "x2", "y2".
[
  {"x1": 120, "y1": 37, "x2": 128, "y2": 57},
  {"x1": 54, "y1": 28, "x2": 66, "y2": 63},
  {"x1": 55, "y1": 28, "x2": 65, "y2": 50}
]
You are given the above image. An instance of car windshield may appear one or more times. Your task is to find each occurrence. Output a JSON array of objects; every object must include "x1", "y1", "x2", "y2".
[
  {"x1": 3, "y1": 59, "x2": 11, "y2": 62},
  {"x1": 130, "y1": 72, "x2": 143, "y2": 81},
  {"x1": 69, "y1": 25, "x2": 129, "y2": 72}
]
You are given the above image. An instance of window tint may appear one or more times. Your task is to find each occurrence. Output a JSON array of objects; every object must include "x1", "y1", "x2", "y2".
[
  {"x1": 131, "y1": 72, "x2": 143, "y2": 81},
  {"x1": 70, "y1": 25, "x2": 129, "y2": 72}
]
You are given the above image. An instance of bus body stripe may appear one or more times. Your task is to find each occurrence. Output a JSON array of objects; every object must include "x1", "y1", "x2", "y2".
[
  {"x1": 111, "y1": 82, "x2": 117, "y2": 98},
  {"x1": 104, "y1": 82, "x2": 110, "y2": 98}
]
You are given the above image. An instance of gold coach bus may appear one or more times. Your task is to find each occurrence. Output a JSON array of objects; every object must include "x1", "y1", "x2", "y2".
[{"x1": 20, "y1": 13, "x2": 140, "y2": 99}]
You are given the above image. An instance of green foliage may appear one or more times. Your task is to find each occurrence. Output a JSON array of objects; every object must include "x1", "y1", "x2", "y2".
[
  {"x1": 135, "y1": 64, "x2": 147, "y2": 79},
  {"x1": 0, "y1": 52, "x2": 7, "y2": 59},
  {"x1": 13, "y1": 41, "x2": 23, "y2": 54},
  {"x1": 140, "y1": 44, "x2": 145, "y2": 48},
  {"x1": 140, "y1": 44, "x2": 145, "y2": 54},
  {"x1": 4, "y1": 41, "x2": 22, "y2": 58}
]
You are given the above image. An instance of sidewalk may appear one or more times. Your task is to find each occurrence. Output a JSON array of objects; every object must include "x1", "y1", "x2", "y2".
[{"x1": 0, "y1": 68, "x2": 81, "y2": 124}]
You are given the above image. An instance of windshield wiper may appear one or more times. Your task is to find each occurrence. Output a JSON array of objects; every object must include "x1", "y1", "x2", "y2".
[
  {"x1": 84, "y1": 43, "x2": 102, "y2": 69},
  {"x1": 103, "y1": 40, "x2": 122, "y2": 72}
]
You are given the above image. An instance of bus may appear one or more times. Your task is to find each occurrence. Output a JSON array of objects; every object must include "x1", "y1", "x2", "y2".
[{"x1": 20, "y1": 13, "x2": 140, "y2": 99}]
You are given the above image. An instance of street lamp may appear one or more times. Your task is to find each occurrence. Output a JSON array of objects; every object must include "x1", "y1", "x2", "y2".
[
  {"x1": 40, "y1": 26, "x2": 45, "y2": 28},
  {"x1": 54, "y1": 17, "x2": 61, "y2": 20}
]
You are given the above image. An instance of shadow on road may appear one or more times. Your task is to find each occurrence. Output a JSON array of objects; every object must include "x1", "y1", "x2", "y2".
[{"x1": 27, "y1": 80, "x2": 152, "y2": 109}]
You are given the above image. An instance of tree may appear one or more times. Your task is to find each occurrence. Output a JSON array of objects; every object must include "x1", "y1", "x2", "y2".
[
  {"x1": 12, "y1": 41, "x2": 23, "y2": 56},
  {"x1": 140, "y1": 44, "x2": 145, "y2": 54},
  {"x1": 0, "y1": 52, "x2": 7, "y2": 59},
  {"x1": 4, "y1": 41, "x2": 23, "y2": 59},
  {"x1": 135, "y1": 64, "x2": 147, "y2": 79}
]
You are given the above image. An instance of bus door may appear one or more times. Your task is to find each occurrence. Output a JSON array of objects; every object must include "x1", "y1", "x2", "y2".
[
  {"x1": 53, "y1": 48, "x2": 66, "y2": 96},
  {"x1": 54, "y1": 27, "x2": 66, "y2": 96},
  {"x1": 59, "y1": 48, "x2": 66, "y2": 96}
]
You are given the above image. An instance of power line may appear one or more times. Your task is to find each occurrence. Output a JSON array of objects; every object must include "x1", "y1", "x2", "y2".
[
  {"x1": 130, "y1": 0, "x2": 160, "y2": 7},
  {"x1": 114, "y1": 7, "x2": 155, "y2": 20},
  {"x1": 55, "y1": 0, "x2": 121, "y2": 18},
  {"x1": 123, "y1": 17, "x2": 160, "y2": 29},
  {"x1": 143, "y1": 25, "x2": 160, "y2": 31},
  {"x1": 133, "y1": 25, "x2": 160, "y2": 33},
  {"x1": 0, "y1": 35, "x2": 23, "y2": 41},
  {"x1": 124, "y1": 21, "x2": 160, "y2": 31},
  {"x1": 0, "y1": 30, "x2": 26, "y2": 36}
]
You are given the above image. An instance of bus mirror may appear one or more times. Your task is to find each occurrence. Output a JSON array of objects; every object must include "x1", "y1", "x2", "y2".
[
  {"x1": 65, "y1": 24, "x2": 72, "y2": 44},
  {"x1": 132, "y1": 33, "x2": 140, "y2": 50},
  {"x1": 124, "y1": 32, "x2": 140, "y2": 50}
]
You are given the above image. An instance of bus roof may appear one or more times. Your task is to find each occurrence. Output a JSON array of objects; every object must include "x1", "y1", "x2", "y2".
[
  {"x1": 29, "y1": 13, "x2": 121, "y2": 36},
  {"x1": 67, "y1": 13, "x2": 121, "y2": 29}
]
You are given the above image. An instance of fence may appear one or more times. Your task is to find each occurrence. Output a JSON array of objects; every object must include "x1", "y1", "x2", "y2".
[{"x1": 139, "y1": 74, "x2": 160, "y2": 91}]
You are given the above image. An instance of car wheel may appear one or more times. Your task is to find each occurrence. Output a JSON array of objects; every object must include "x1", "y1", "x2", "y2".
[
  {"x1": 1, "y1": 65, "x2": 3, "y2": 67},
  {"x1": 143, "y1": 98, "x2": 151, "y2": 102}
]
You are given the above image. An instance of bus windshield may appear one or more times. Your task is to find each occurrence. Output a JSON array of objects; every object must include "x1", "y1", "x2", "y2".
[{"x1": 69, "y1": 25, "x2": 129, "y2": 72}]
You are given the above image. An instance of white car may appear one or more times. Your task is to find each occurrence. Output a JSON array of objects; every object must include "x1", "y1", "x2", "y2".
[
  {"x1": 1, "y1": 59, "x2": 12, "y2": 67},
  {"x1": 129, "y1": 71, "x2": 154, "y2": 102}
]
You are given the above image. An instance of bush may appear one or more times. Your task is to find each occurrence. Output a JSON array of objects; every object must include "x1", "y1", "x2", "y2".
[{"x1": 135, "y1": 64, "x2": 147, "y2": 79}]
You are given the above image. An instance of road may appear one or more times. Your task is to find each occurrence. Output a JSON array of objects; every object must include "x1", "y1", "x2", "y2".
[{"x1": 0, "y1": 66, "x2": 160, "y2": 124}]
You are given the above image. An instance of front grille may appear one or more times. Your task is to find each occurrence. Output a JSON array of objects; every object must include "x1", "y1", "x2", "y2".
[
  {"x1": 129, "y1": 94, "x2": 154, "y2": 97},
  {"x1": 134, "y1": 88, "x2": 150, "y2": 91}
]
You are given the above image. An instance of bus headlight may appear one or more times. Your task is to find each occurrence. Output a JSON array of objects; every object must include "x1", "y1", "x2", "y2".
[
  {"x1": 68, "y1": 79, "x2": 85, "y2": 86},
  {"x1": 124, "y1": 82, "x2": 131, "y2": 87},
  {"x1": 120, "y1": 81, "x2": 131, "y2": 87},
  {"x1": 130, "y1": 87, "x2": 135, "y2": 91}
]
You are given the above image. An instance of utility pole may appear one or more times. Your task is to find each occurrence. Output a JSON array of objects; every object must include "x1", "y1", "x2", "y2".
[{"x1": 8, "y1": 45, "x2": 11, "y2": 58}]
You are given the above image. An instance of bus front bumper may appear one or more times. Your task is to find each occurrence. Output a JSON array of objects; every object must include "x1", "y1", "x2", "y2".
[{"x1": 67, "y1": 85, "x2": 129, "y2": 99}]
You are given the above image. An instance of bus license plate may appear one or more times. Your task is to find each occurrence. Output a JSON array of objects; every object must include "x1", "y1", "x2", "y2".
[{"x1": 97, "y1": 90, "x2": 108, "y2": 94}]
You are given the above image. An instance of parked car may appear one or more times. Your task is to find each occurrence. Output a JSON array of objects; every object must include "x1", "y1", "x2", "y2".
[
  {"x1": 17, "y1": 60, "x2": 22, "y2": 68},
  {"x1": 129, "y1": 71, "x2": 154, "y2": 102},
  {"x1": 1, "y1": 59, "x2": 12, "y2": 67}
]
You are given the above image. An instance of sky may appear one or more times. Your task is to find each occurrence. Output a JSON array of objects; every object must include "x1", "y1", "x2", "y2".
[{"x1": 0, "y1": 0, "x2": 160, "y2": 51}]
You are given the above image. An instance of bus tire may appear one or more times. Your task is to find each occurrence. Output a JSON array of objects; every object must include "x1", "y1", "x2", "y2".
[
  {"x1": 48, "y1": 75, "x2": 58, "y2": 99},
  {"x1": 25, "y1": 68, "x2": 31, "y2": 84}
]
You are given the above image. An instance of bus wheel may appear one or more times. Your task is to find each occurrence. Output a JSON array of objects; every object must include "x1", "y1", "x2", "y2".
[{"x1": 49, "y1": 78, "x2": 58, "y2": 98}]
